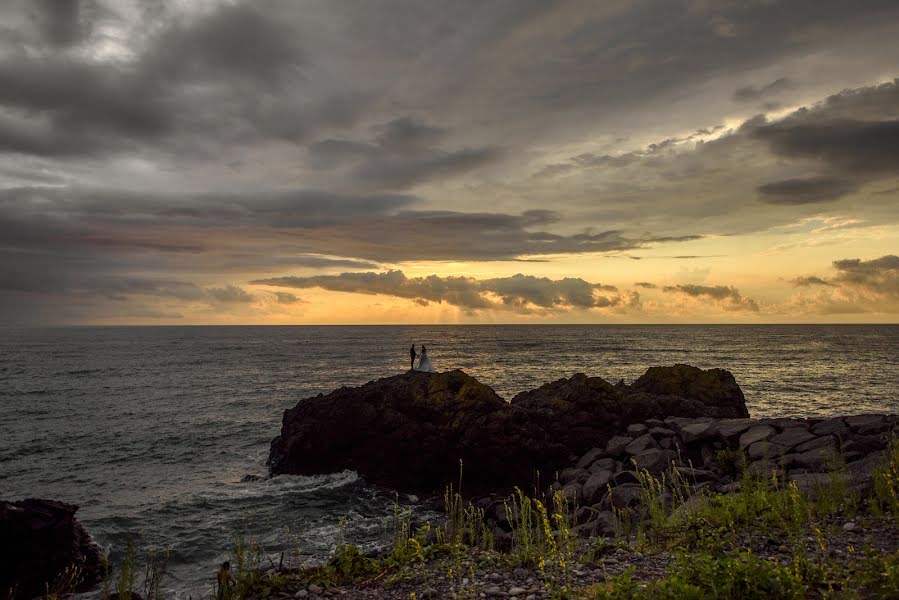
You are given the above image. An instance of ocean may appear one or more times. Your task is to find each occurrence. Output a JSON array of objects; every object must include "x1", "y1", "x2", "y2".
[{"x1": 1, "y1": 325, "x2": 897, "y2": 596}]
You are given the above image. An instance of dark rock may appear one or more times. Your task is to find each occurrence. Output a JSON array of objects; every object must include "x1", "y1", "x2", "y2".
[
  {"x1": 648, "y1": 426, "x2": 676, "y2": 439},
  {"x1": 795, "y1": 435, "x2": 835, "y2": 453},
  {"x1": 674, "y1": 466, "x2": 718, "y2": 483},
  {"x1": 604, "y1": 484, "x2": 642, "y2": 509},
  {"x1": 560, "y1": 468, "x2": 589, "y2": 485},
  {"x1": 632, "y1": 449, "x2": 678, "y2": 474},
  {"x1": 659, "y1": 437, "x2": 675, "y2": 450},
  {"x1": 717, "y1": 419, "x2": 754, "y2": 444},
  {"x1": 0, "y1": 499, "x2": 106, "y2": 600},
  {"x1": 747, "y1": 460, "x2": 783, "y2": 479},
  {"x1": 770, "y1": 428, "x2": 817, "y2": 450},
  {"x1": 269, "y1": 365, "x2": 750, "y2": 492},
  {"x1": 593, "y1": 510, "x2": 617, "y2": 536},
  {"x1": 783, "y1": 447, "x2": 839, "y2": 472},
  {"x1": 747, "y1": 441, "x2": 788, "y2": 461},
  {"x1": 561, "y1": 482, "x2": 583, "y2": 504},
  {"x1": 605, "y1": 436, "x2": 634, "y2": 457},
  {"x1": 739, "y1": 425, "x2": 776, "y2": 449},
  {"x1": 576, "y1": 448, "x2": 605, "y2": 470},
  {"x1": 583, "y1": 471, "x2": 613, "y2": 505},
  {"x1": 612, "y1": 470, "x2": 641, "y2": 486},
  {"x1": 811, "y1": 418, "x2": 848, "y2": 437},
  {"x1": 626, "y1": 423, "x2": 649, "y2": 436},
  {"x1": 679, "y1": 420, "x2": 719, "y2": 445},
  {"x1": 845, "y1": 414, "x2": 888, "y2": 432},
  {"x1": 625, "y1": 434, "x2": 659, "y2": 456},
  {"x1": 848, "y1": 433, "x2": 888, "y2": 453},
  {"x1": 589, "y1": 458, "x2": 618, "y2": 473},
  {"x1": 646, "y1": 418, "x2": 666, "y2": 428}
]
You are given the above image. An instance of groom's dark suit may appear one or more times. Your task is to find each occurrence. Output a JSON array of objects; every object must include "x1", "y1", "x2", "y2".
[{"x1": 410, "y1": 345, "x2": 417, "y2": 370}]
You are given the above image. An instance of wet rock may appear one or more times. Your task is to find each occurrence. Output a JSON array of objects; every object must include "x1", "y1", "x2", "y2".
[
  {"x1": 0, "y1": 499, "x2": 106, "y2": 600},
  {"x1": 740, "y1": 425, "x2": 777, "y2": 448}
]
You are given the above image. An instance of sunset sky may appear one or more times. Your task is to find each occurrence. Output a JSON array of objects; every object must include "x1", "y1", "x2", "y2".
[{"x1": 1, "y1": 0, "x2": 898, "y2": 324}]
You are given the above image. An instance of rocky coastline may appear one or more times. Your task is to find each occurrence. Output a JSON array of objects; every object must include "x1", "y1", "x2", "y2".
[{"x1": 4, "y1": 365, "x2": 898, "y2": 600}]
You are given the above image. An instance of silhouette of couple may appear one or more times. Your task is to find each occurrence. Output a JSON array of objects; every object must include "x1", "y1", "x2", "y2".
[{"x1": 409, "y1": 344, "x2": 435, "y2": 373}]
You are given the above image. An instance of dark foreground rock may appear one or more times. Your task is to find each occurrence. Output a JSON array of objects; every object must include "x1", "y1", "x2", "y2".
[
  {"x1": 0, "y1": 498, "x2": 106, "y2": 600},
  {"x1": 268, "y1": 365, "x2": 749, "y2": 493}
]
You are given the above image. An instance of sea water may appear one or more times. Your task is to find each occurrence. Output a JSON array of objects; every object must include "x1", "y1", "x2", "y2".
[{"x1": 1, "y1": 325, "x2": 897, "y2": 595}]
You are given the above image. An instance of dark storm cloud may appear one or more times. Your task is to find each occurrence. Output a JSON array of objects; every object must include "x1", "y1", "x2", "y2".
[
  {"x1": 252, "y1": 270, "x2": 626, "y2": 312},
  {"x1": 754, "y1": 119, "x2": 899, "y2": 176},
  {"x1": 733, "y1": 78, "x2": 795, "y2": 102},
  {"x1": 30, "y1": 0, "x2": 89, "y2": 47},
  {"x1": 757, "y1": 177, "x2": 857, "y2": 205},
  {"x1": 663, "y1": 284, "x2": 759, "y2": 312}
]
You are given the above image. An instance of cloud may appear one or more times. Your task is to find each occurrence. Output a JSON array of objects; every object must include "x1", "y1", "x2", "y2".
[
  {"x1": 788, "y1": 255, "x2": 899, "y2": 314},
  {"x1": 252, "y1": 270, "x2": 629, "y2": 312},
  {"x1": 206, "y1": 285, "x2": 255, "y2": 303},
  {"x1": 733, "y1": 77, "x2": 795, "y2": 102},
  {"x1": 272, "y1": 291, "x2": 301, "y2": 304},
  {"x1": 663, "y1": 284, "x2": 759, "y2": 311},
  {"x1": 757, "y1": 176, "x2": 857, "y2": 205},
  {"x1": 790, "y1": 276, "x2": 836, "y2": 287},
  {"x1": 634, "y1": 282, "x2": 657, "y2": 289}
]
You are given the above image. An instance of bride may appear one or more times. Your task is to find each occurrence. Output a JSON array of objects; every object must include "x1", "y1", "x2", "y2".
[{"x1": 416, "y1": 345, "x2": 436, "y2": 373}]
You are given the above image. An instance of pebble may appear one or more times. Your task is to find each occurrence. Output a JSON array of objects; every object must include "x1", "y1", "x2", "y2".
[
  {"x1": 307, "y1": 584, "x2": 323, "y2": 595},
  {"x1": 513, "y1": 567, "x2": 529, "y2": 578},
  {"x1": 843, "y1": 522, "x2": 857, "y2": 532},
  {"x1": 778, "y1": 545, "x2": 788, "y2": 553},
  {"x1": 485, "y1": 585, "x2": 502, "y2": 596},
  {"x1": 294, "y1": 592, "x2": 307, "y2": 599}
]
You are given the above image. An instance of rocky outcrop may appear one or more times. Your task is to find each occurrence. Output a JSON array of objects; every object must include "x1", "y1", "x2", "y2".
[
  {"x1": 474, "y1": 413, "x2": 897, "y2": 541},
  {"x1": 0, "y1": 498, "x2": 106, "y2": 600},
  {"x1": 268, "y1": 364, "x2": 749, "y2": 493}
]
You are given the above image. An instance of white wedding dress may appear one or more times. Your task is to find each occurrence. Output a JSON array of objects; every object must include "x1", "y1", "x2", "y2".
[{"x1": 416, "y1": 351, "x2": 436, "y2": 373}]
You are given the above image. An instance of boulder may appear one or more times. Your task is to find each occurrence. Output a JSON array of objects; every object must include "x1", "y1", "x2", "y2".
[
  {"x1": 648, "y1": 426, "x2": 676, "y2": 439},
  {"x1": 561, "y1": 482, "x2": 583, "y2": 505},
  {"x1": 582, "y1": 471, "x2": 613, "y2": 505},
  {"x1": 589, "y1": 458, "x2": 619, "y2": 474},
  {"x1": 560, "y1": 467, "x2": 590, "y2": 485},
  {"x1": 604, "y1": 484, "x2": 642, "y2": 509},
  {"x1": 811, "y1": 418, "x2": 848, "y2": 437},
  {"x1": 632, "y1": 449, "x2": 678, "y2": 474},
  {"x1": 269, "y1": 365, "x2": 751, "y2": 492},
  {"x1": 576, "y1": 448, "x2": 605, "y2": 470},
  {"x1": 795, "y1": 435, "x2": 835, "y2": 454},
  {"x1": 717, "y1": 419, "x2": 754, "y2": 445},
  {"x1": 605, "y1": 436, "x2": 634, "y2": 457},
  {"x1": 626, "y1": 423, "x2": 649, "y2": 436},
  {"x1": 747, "y1": 441, "x2": 788, "y2": 461},
  {"x1": 625, "y1": 434, "x2": 659, "y2": 456},
  {"x1": 612, "y1": 470, "x2": 641, "y2": 486},
  {"x1": 0, "y1": 499, "x2": 106, "y2": 600},
  {"x1": 739, "y1": 425, "x2": 776, "y2": 449},
  {"x1": 679, "y1": 420, "x2": 720, "y2": 445},
  {"x1": 770, "y1": 428, "x2": 817, "y2": 450}
]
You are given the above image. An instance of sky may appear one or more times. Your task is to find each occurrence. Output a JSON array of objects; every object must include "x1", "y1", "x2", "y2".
[{"x1": 0, "y1": 0, "x2": 898, "y2": 325}]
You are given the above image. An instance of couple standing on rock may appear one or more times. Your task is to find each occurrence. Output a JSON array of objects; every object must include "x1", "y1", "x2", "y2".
[{"x1": 410, "y1": 344, "x2": 436, "y2": 372}]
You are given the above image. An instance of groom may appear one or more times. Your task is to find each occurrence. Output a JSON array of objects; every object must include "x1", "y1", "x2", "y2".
[{"x1": 409, "y1": 344, "x2": 417, "y2": 370}]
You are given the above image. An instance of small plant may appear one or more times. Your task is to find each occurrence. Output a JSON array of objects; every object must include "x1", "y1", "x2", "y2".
[
  {"x1": 327, "y1": 544, "x2": 381, "y2": 580},
  {"x1": 117, "y1": 539, "x2": 138, "y2": 600},
  {"x1": 141, "y1": 548, "x2": 170, "y2": 600},
  {"x1": 44, "y1": 564, "x2": 83, "y2": 600},
  {"x1": 872, "y1": 435, "x2": 899, "y2": 521},
  {"x1": 713, "y1": 448, "x2": 747, "y2": 479}
]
